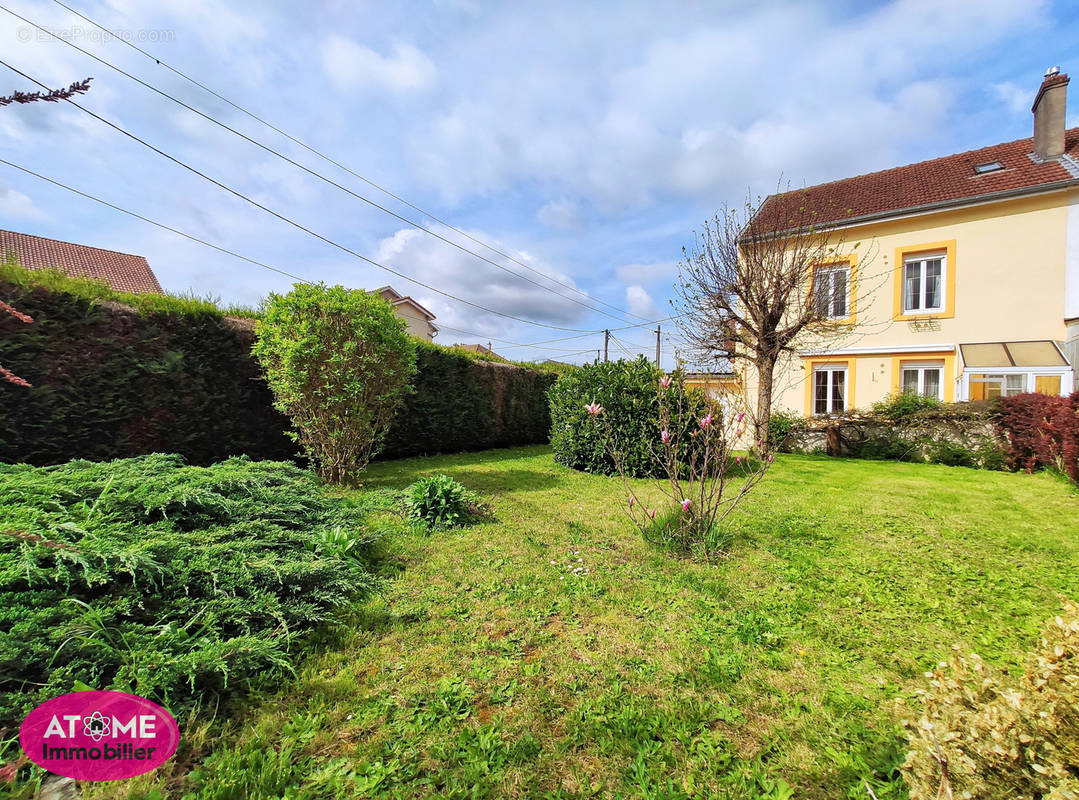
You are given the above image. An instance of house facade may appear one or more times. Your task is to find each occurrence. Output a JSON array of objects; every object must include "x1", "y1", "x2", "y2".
[
  {"x1": 761, "y1": 68, "x2": 1079, "y2": 418},
  {"x1": 371, "y1": 285, "x2": 438, "y2": 341}
]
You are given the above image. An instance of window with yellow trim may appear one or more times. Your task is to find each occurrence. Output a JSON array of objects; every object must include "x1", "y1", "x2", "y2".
[
  {"x1": 900, "y1": 361, "x2": 944, "y2": 400},
  {"x1": 812, "y1": 262, "x2": 851, "y2": 320},
  {"x1": 812, "y1": 364, "x2": 847, "y2": 415},
  {"x1": 902, "y1": 252, "x2": 946, "y2": 314}
]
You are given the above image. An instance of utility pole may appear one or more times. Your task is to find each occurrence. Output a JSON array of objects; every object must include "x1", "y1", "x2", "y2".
[
  {"x1": 654, "y1": 324, "x2": 661, "y2": 367},
  {"x1": 595, "y1": 349, "x2": 600, "y2": 364},
  {"x1": 603, "y1": 329, "x2": 610, "y2": 362}
]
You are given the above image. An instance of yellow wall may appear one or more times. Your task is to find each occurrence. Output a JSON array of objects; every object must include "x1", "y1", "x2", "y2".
[{"x1": 767, "y1": 189, "x2": 1074, "y2": 416}]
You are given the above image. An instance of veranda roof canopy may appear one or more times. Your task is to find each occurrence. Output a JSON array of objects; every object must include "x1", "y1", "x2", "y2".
[{"x1": 959, "y1": 340, "x2": 1067, "y2": 368}]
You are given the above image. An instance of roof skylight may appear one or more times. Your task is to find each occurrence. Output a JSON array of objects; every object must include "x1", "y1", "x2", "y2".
[{"x1": 973, "y1": 161, "x2": 1005, "y2": 174}]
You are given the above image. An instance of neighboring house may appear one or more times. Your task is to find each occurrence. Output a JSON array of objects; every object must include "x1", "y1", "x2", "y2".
[
  {"x1": 1, "y1": 229, "x2": 163, "y2": 294},
  {"x1": 454, "y1": 342, "x2": 503, "y2": 360},
  {"x1": 756, "y1": 68, "x2": 1079, "y2": 418},
  {"x1": 371, "y1": 285, "x2": 438, "y2": 341},
  {"x1": 683, "y1": 371, "x2": 739, "y2": 398}
]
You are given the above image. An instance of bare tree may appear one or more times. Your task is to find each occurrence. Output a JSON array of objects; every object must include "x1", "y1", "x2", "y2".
[
  {"x1": 0, "y1": 77, "x2": 92, "y2": 386},
  {"x1": 675, "y1": 189, "x2": 866, "y2": 447}
]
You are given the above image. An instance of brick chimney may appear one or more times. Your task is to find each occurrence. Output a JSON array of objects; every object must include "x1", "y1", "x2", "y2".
[{"x1": 1032, "y1": 66, "x2": 1069, "y2": 160}]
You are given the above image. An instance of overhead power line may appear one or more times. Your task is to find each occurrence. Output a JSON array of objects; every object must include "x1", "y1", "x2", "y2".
[
  {"x1": 0, "y1": 59, "x2": 605, "y2": 333},
  {"x1": 0, "y1": 156, "x2": 615, "y2": 359},
  {"x1": 29, "y1": 0, "x2": 648, "y2": 324},
  {"x1": 0, "y1": 5, "x2": 634, "y2": 323}
]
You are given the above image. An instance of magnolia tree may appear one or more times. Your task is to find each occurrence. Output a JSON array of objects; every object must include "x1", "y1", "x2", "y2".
[
  {"x1": 254, "y1": 284, "x2": 417, "y2": 485},
  {"x1": 589, "y1": 371, "x2": 770, "y2": 560}
]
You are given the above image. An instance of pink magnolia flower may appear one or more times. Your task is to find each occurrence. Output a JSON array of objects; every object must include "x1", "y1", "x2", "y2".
[
  {"x1": 628, "y1": 496, "x2": 635, "y2": 508},
  {"x1": 681, "y1": 498, "x2": 691, "y2": 512},
  {"x1": 737, "y1": 412, "x2": 745, "y2": 422},
  {"x1": 767, "y1": 453, "x2": 774, "y2": 462},
  {"x1": 699, "y1": 413, "x2": 713, "y2": 429},
  {"x1": 648, "y1": 508, "x2": 656, "y2": 520},
  {"x1": 661, "y1": 430, "x2": 670, "y2": 444},
  {"x1": 659, "y1": 375, "x2": 672, "y2": 388},
  {"x1": 736, "y1": 455, "x2": 742, "y2": 465},
  {"x1": 585, "y1": 401, "x2": 604, "y2": 416}
]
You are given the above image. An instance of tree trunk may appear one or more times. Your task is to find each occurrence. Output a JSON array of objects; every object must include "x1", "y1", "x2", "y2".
[{"x1": 754, "y1": 354, "x2": 776, "y2": 451}]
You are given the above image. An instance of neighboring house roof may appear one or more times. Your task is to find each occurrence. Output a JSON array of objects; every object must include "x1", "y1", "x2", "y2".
[
  {"x1": 0, "y1": 229, "x2": 164, "y2": 294},
  {"x1": 756, "y1": 127, "x2": 1079, "y2": 229},
  {"x1": 372, "y1": 285, "x2": 437, "y2": 323},
  {"x1": 454, "y1": 343, "x2": 503, "y2": 360}
]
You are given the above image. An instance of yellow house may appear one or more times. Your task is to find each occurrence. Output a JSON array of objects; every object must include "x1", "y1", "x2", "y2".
[
  {"x1": 758, "y1": 68, "x2": 1078, "y2": 418},
  {"x1": 371, "y1": 285, "x2": 438, "y2": 341}
]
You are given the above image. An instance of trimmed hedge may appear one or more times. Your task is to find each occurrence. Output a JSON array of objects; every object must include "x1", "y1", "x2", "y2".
[
  {"x1": 382, "y1": 341, "x2": 557, "y2": 459},
  {"x1": 0, "y1": 269, "x2": 558, "y2": 466}
]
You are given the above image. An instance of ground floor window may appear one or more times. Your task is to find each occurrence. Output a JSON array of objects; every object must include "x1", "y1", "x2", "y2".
[
  {"x1": 813, "y1": 366, "x2": 846, "y2": 415},
  {"x1": 900, "y1": 363, "x2": 943, "y2": 400},
  {"x1": 966, "y1": 372, "x2": 1069, "y2": 400}
]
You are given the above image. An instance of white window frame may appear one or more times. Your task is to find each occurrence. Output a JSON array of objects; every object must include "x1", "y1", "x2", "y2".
[
  {"x1": 903, "y1": 253, "x2": 946, "y2": 314},
  {"x1": 959, "y1": 367, "x2": 1074, "y2": 400},
  {"x1": 900, "y1": 362, "x2": 944, "y2": 400},
  {"x1": 813, "y1": 264, "x2": 851, "y2": 320},
  {"x1": 813, "y1": 364, "x2": 848, "y2": 416}
]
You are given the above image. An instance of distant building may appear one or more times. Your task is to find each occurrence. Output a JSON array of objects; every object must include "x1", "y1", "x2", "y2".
[
  {"x1": 371, "y1": 285, "x2": 438, "y2": 341},
  {"x1": 0, "y1": 229, "x2": 163, "y2": 294},
  {"x1": 454, "y1": 342, "x2": 503, "y2": 360}
]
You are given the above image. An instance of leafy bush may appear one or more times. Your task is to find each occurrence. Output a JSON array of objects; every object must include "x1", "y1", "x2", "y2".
[
  {"x1": 548, "y1": 357, "x2": 708, "y2": 477},
  {"x1": 405, "y1": 474, "x2": 479, "y2": 529},
  {"x1": 0, "y1": 454, "x2": 379, "y2": 730},
  {"x1": 997, "y1": 391, "x2": 1079, "y2": 484},
  {"x1": 255, "y1": 284, "x2": 417, "y2": 484},
  {"x1": 767, "y1": 410, "x2": 803, "y2": 449},
  {"x1": 871, "y1": 391, "x2": 944, "y2": 419},
  {"x1": 901, "y1": 600, "x2": 1079, "y2": 800}
]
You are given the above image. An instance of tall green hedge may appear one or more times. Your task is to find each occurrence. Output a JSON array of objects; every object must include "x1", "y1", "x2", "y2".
[
  {"x1": 0, "y1": 270, "x2": 558, "y2": 465},
  {"x1": 381, "y1": 340, "x2": 557, "y2": 458}
]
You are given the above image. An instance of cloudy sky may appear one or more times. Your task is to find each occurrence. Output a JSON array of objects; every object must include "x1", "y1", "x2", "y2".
[{"x1": 2, "y1": 0, "x2": 1078, "y2": 366}]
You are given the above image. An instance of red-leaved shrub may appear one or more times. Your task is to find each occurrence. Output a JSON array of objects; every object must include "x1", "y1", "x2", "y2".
[{"x1": 997, "y1": 391, "x2": 1079, "y2": 484}]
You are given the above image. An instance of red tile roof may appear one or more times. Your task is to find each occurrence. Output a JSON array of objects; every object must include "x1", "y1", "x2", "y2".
[
  {"x1": 756, "y1": 126, "x2": 1079, "y2": 230},
  {"x1": 0, "y1": 229, "x2": 163, "y2": 294}
]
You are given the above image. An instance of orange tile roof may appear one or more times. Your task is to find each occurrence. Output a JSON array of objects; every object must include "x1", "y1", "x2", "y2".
[
  {"x1": 0, "y1": 229, "x2": 163, "y2": 294},
  {"x1": 757, "y1": 126, "x2": 1079, "y2": 229}
]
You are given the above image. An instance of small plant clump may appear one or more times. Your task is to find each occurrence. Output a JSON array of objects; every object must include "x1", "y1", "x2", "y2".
[
  {"x1": 406, "y1": 474, "x2": 484, "y2": 529},
  {"x1": 901, "y1": 600, "x2": 1079, "y2": 800},
  {"x1": 871, "y1": 391, "x2": 944, "y2": 419}
]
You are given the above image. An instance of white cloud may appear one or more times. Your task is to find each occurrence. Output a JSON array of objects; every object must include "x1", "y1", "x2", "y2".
[
  {"x1": 625, "y1": 285, "x2": 659, "y2": 318},
  {"x1": 322, "y1": 36, "x2": 436, "y2": 92},
  {"x1": 537, "y1": 197, "x2": 583, "y2": 231},
  {"x1": 372, "y1": 225, "x2": 587, "y2": 336},
  {"x1": 991, "y1": 81, "x2": 1030, "y2": 115},
  {"x1": 0, "y1": 183, "x2": 48, "y2": 221}
]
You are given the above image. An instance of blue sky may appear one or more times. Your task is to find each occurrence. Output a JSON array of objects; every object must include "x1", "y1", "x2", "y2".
[{"x1": 2, "y1": 0, "x2": 1078, "y2": 366}]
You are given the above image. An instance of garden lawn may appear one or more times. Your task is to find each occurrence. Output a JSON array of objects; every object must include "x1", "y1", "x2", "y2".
[{"x1": 107, "y1": 447, "x2": 1078, "y2": 800}]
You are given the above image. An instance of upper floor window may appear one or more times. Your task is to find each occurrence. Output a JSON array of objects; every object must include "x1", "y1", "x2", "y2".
[
  {"x1": 813, "y1": 264, "x2": 850, "y2": 320},
  {"x1": 903, "y1": 254, "x2": 945, "y2": 313}
]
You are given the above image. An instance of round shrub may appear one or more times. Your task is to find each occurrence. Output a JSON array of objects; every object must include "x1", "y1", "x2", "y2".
[
  {"x1": 254, "y1": 284, "x2": 417, "y2": 484},
  {"x1": 548, "y1": 357, "x2": 707, "y2": 477}
]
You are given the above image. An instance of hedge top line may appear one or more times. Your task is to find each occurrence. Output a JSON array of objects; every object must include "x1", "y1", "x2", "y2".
[{"x1": 0, "y1": 258, "x2": 573, "y2": 376}]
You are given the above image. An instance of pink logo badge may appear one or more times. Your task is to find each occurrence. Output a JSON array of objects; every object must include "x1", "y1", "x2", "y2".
[{"x1": 19, "y1": 691, "x2": 179, "y2": 781}]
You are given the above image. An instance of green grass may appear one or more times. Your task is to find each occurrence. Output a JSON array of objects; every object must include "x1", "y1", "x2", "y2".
[{"x1": 88, "y1": 447, "x2": 1078, "y2": 800}]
